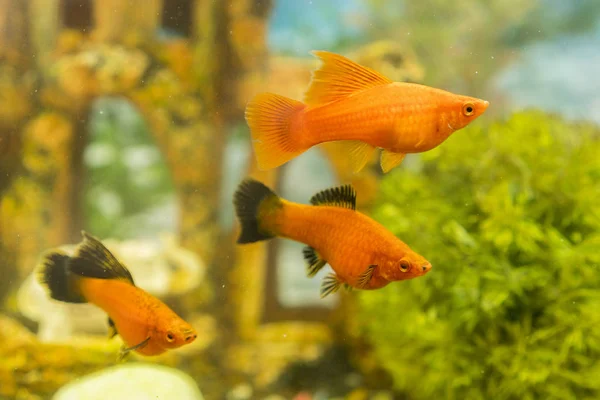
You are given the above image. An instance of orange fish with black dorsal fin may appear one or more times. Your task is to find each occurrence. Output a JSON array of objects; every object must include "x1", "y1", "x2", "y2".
[
  {"x1": 37, "y1": 231, "x2": 197, "y2": 359},
  {"x1": 246, "y1": 51, "x2": 489, "y2": 173},
  {"x1": 233, "y1": 179, "x2": 431, "y2": 298}
]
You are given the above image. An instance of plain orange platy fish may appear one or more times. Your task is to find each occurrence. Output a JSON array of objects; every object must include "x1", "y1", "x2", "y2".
[
  {"x1": 37, "y1": 231, "x2": 197, "y2": 359},
  {"x1": 233, "y1": 179, "x2": 431, "y2": 298},
  {"x1": 246, "y1": 51, "x2": 489, "y2": 173}
]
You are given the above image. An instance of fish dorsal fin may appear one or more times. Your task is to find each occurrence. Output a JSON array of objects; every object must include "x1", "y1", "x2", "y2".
[
  {"x1": 380, "y1": 150, "x2": 406, "y2": 173},
  {"x1": 70, "y1": 231, "x2": 135, "y2": 285},
  {"x1": 304, "y1": 51, "x2": 393, "y2": 106},
  {"x1": 310, "y1": 184, "x2": 356, "y2": 210}
]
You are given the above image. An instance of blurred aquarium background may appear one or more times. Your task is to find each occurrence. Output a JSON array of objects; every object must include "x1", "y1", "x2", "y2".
[{"x1": 0, "y1": 0, "x2": 598, "y2": 399}]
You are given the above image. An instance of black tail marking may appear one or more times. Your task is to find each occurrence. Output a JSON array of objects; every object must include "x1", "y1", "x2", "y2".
[
  {"x1": 37, "y1": 251, "x2": 86, "y2": 303},
  {"x1": 233, "y1": 179, "x2": 280, "y2": 244}
]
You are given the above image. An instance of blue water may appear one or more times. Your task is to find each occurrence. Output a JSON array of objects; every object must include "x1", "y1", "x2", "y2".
[
  {"x1": 497, "y1": 25, "x2": 600, "y2": 124},
  {"x1": 269, "y1": 0, "x2": 600, "y2": 125},
  {"x1": 268, "y1": 0, "x2": 365, "y2": 56}
]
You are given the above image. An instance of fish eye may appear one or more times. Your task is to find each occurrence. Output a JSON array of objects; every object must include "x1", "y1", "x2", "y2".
[
  {"x1": 166, "y1": 332, "x2": 175, "y2": 342},
  {"x1": 399, "y1": 260, "x2": 410, "y2": 272},
  {"x1": 462, "y1": 103, "x2": 475, "y2": 116}
]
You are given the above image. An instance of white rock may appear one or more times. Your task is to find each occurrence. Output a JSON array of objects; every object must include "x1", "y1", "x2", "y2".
[{"x1": 53, "y1": 363, "x2": 204, "y2": 400}]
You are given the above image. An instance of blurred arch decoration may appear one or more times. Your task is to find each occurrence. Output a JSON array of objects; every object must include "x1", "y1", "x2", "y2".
[
  {"x1": 0, "y1": 0, "x2": 271, "y2": 274},
  {"x1": 0, "y1": 0, "x2": 272, "y2": 394}
]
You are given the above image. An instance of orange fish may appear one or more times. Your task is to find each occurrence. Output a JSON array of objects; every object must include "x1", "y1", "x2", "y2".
[
  {"x1": 246, "y1": 51, "x2": 489, "y2": 173},
  {"x1": 233, "y1": 179, "x2": 431, "y2": 297},
  {"x1": 38, "y1": 231, "x2": 197, "y2": 358}
]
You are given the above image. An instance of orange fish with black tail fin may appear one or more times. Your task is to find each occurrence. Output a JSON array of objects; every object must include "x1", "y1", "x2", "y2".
[
  {"x1": 233, "y1": 179, "x2": 431, "y2": 298},
  {"x1": 37, "y1": 231, "x2": 197, "y2": 359},
  {"x1": 246, "y1": 51, "x2": 489, "y2": 173}
]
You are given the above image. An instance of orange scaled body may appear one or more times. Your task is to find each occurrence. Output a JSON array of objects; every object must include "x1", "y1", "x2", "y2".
[
  {"x1": 265, "y1": 201, "x2": 430, "y2": 290},
  {"x1": 79, "y1": 278, "x2": 195, "y2": 356},
  {"x1": 298, "y1": 83, "x2": 486, "y2": 153},
  {"x1": 246, "y1": 51, "x2": 489, "y2": 173}
]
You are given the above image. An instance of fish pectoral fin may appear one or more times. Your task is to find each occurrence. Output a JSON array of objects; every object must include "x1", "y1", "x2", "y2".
[
  {"x1": 107, "y1": 317, "x2": 118, "y2": 339},
  {"x1": 357, "y1": 264, "x2": 377, "y2": 288},
  {"x1": 117, "y1": 336, "x2": 151, "y2": 361},
  {"x1": 305, "y1": 51, "x2": 392, "y2": 106},
  {"x1": 116, "y1": 349, "x2": 130, "y2": 363},
  {"x1": 320, "y1": 273, "x2": 343, "y2": 298},
  {"x1": 380, "y1": 150, "x2": 406, "y2": 173},
  {"x1": 303, "y1": 246, "x2": 327, "y2": 278},
  {"x1": 337, "y1": 141, "x2": 377, "y2": 173}
]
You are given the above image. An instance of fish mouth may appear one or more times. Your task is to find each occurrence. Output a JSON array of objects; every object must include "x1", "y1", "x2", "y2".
[
  {"x1": 183, "y1": 328, "x2": 197, "y2": 342},
  {"x1": 421, "y1": 263, "x2": 432, "y2": 274},
  {"x1": 481, "y1": 100, "x2": 490, "y2": 111}
]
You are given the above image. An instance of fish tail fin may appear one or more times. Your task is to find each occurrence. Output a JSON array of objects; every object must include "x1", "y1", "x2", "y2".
[
  {"x1": 245, "y1": 93, "x2": 307, "y2": 170},
  {"x1": 37, "y1": 251, "x2": 86, "y2": 303},
  {"x1": 233, "y1": 179, "x2": 282, "y2": 244}
]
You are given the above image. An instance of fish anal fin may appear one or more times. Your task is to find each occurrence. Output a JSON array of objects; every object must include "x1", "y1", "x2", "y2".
[
  {"x1": 70, "y1": 231, "x2": 135, "y2": 285},
  {"x1": 303, "y1": 246, "x2": 327, "y2": 277},
  {"x1": 310, "y1": 184, "x2": 356, "y2": 210},
  {"x1": 380, "y1": 150, "x2": 406, "y2": 173},
  {"x1": 117, "y1": 336, "x2": 150, "y2": 361},
  {"x1": 305, "y1": 51, "x2": 393, "y2": 106},
  {"x1": 338, "y1": 141, "x2": 377, "y2": 173},
  {"x1": 357, "y1": 265, "x2": 377, "y2": 288},
  {"x1": 107, "y1": 317, "x2": 118, "y2": 339},
  {"x1": 320, "y1": 273, "x2": 343, "y2": 298}
]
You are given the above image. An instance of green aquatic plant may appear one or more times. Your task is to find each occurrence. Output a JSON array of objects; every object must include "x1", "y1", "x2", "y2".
[{"x1": 358, "y1": 111, "x2": 600, "y2": 400}]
